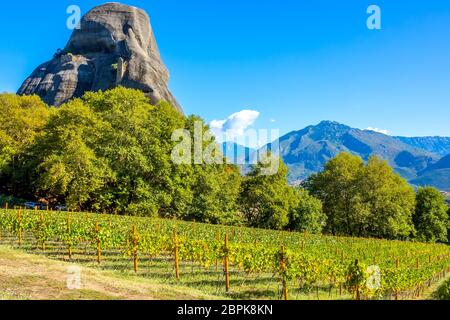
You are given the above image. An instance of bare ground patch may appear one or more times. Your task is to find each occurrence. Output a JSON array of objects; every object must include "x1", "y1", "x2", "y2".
[{"x1": 0, "y1": 246, "x2": 219, "y2": 300}]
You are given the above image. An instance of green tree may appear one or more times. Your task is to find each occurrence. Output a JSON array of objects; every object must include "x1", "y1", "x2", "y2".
[
  {"x1": 24, "y1": 87, "x2": 242, "y2": 222},
  {"x1": 358, "y1": 156, "x2": 416, "y2": 239},
  {"x1": 180, "y1": 116, "x2": 242, "y2": 225},
  {"x1": 413, "y1": 187, "x2": 449, "y2": 243},
  {"x1": 288, "y1": 188, "x2": 325, "y2": 234},
  {"x1": 82, "y1": 88, "x2": 180, "y2": 215},
  {"x1": 31, "y1": 99, "x2": 113, "y2": 209},
  {"x1": 305, "y1": 153, "x2": 416, "y2": 239},
  {"x1": 239, "y1": 155, "x2": 294, "y2": 230},
  {"x1": 0, "y1": 94, "x2": 50, "y2": 197},
  {"x1": 187, "y1": 163, "x2": 242, "y2": 225},
  {"x1": 304, "y1": 152, "x2": 364, "y2": 236},
  {"x1": 29, "y1": 88, "x2": 183, "y2": 212}
]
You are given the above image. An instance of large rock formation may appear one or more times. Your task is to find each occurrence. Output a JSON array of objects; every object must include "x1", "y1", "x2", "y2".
[{"x1": 18, "y1": 2, "x2": 182, "y2": 113}]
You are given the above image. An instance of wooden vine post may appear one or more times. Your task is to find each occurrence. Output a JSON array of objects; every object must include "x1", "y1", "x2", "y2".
[
  {"x1": 416, "y1": 257, "x2": 421, "y2": 297},
  {"x1": 40, "y1": 211, "x2": 45, "y2": 251},
  {"x1": 395, "y1": 258, "x2": 400, "y2": 300},
  {"x1": 173, "y1": 230, "x2": 180, "y2": 280},
  {"x1": 132, "y1": 225, "x2": 139, "y2": 273},
  {"x1": 215, "y1": 230, "x2": 221, "y2": 271},
  {"x1": 67, "y1": 214, "x2": 72, "y2": 260},
  {"x1": 17, "y1": 209, "x2": 22, "y2": 246},
  {"x1": 354, "y1": 260, "x2": 361, "y2": 301},
  {"x1": 280, "y1": 246, "x2": 289, "y2": 301},
  {"x1": 5, "y1": 202, "x2": 8, "y2": 210},
  {"x1": 224, "y1": 233, "x2": 230, "y2": 293},
  {"x1": 339, "y1": 250, "x2": 345, "y2": 296},
  {"x1": 96, "y1": 222, "x2": 101, "y2": 264}
]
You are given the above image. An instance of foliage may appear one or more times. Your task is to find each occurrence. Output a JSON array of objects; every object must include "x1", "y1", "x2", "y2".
[
  {"x1": 239, "y1": 156, "x2": 294, "y2": 230},
  {"x1": 0, "y1": 94, "x2": 50, "y2": 196},
  {"x1": 0, "y1": 194, "x2": 27, "y2": 208},
  {"x1": 359, "y1": 156, "x2": 416, "y2": 239},
  {"x1": 413, "y1": 187, "x2": 449, "y2": 243},
  {"x1": 180, "y1": 116, "x2": 242, "y2": 225},
  {"x1": 2, "y1": 88, "x2": 241, "y2": 225},
  {"x1": 304, "y1": 153, "x2": 364, "y2": 236},
  {"x1": 1, "y1": 90, "x2": 441, "y2": 241},
  {"x1": 435, "y1": 278, "x2": 450, "y2": 300},
  {"x1": 288, "y1": 188, "x2": 325, "y2": 233},
  {"x1": 32, "y1": 99, "x2": 113, "y2": 208},
  {"x1": 1, "y1": 208, "x2": 450, "y2": 300},
  {"x1": 305, "y1": 153, "x2": 416, "y2": 239},
  {"x1": 345, "y1": 260, "x2": 368, "y2": 299}
]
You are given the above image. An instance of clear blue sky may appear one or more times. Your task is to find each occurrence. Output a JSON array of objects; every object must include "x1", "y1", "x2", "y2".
[{"x1": 1, "y1": 0, "x2": 450, "y2": 138}]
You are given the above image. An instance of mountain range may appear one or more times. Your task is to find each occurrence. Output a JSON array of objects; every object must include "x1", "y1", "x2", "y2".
[
  {"x1": 395, "y1": 137, "x2": 450, "y2": 157},
  {"x1": 223, "y1": 121, "x2": 450, "y2": 191}
]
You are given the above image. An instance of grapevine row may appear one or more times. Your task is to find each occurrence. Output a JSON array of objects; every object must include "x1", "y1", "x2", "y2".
[{"x1": 0, "y1": 208, "x2": 449, "y2": 300}]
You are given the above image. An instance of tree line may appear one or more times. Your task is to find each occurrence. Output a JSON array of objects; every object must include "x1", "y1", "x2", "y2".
[{"x1": 0, "y1": 88, "x2": 448, "y2": 242}]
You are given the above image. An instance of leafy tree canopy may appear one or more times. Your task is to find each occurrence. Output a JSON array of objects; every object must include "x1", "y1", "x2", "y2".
[
  {"x1": 0, "y1": 94, "x2": 50, "y2": 195},
  {"x1": 413, "y1": 186, "x2": 449, "y2": 243},
  {"x1": 305, "y1": 152, "x2": 416, "y2": 239},
  {"x1": 7, "y1": 88, "x2": 240, "y2": 225}
]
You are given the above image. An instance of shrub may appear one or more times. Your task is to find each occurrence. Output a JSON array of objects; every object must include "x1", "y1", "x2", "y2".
[{"x1": 434, "y1": 279, "x2": 450, "y2": 300}]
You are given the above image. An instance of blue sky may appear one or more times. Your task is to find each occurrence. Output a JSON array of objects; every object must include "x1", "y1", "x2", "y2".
[{"x1": 1, "y1": 0, "x2": 450, "y2": 141}]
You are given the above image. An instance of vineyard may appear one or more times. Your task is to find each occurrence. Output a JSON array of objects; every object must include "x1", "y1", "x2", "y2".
[{"x1": 0, "y1": 207, "x2": 450, "y2": 300}]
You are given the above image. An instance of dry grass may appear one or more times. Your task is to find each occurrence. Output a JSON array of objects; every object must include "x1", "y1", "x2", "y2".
[{"x1": 0, "y1": 245, "x2": 221, "y2": 300}]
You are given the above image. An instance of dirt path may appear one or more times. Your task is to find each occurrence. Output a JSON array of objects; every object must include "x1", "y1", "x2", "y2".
[{"x1": 0, "y1": 246, "x2": 219, "y2": 300}]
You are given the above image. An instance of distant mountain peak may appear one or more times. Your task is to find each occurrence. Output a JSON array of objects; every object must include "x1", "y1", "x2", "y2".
[
  {"x1": 316, "y1": 120, "x2": 350, "y2": 128},
  {"x1": 260, "y1": 120, "x2": 446, "y2": 189},
  {"x1": 318, "y1": 120, "x2": 341, "y2": 126}
]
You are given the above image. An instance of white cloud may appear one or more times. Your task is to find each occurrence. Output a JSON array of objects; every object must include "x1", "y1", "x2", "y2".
[
  {"x1": 365, "y1": 127, "x2": 390, "y2": 135},
  {"x1": 210, "y1": 110, "x2": 260, "y2": 142},
  {"x1": 270, "y1": 118, "x2": 276, "y2": 123}
]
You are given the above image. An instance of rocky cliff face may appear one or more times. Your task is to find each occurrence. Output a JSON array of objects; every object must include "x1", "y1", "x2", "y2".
[{"x1": 18, "y1": 3, "x2": 182, "y2": 113}]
